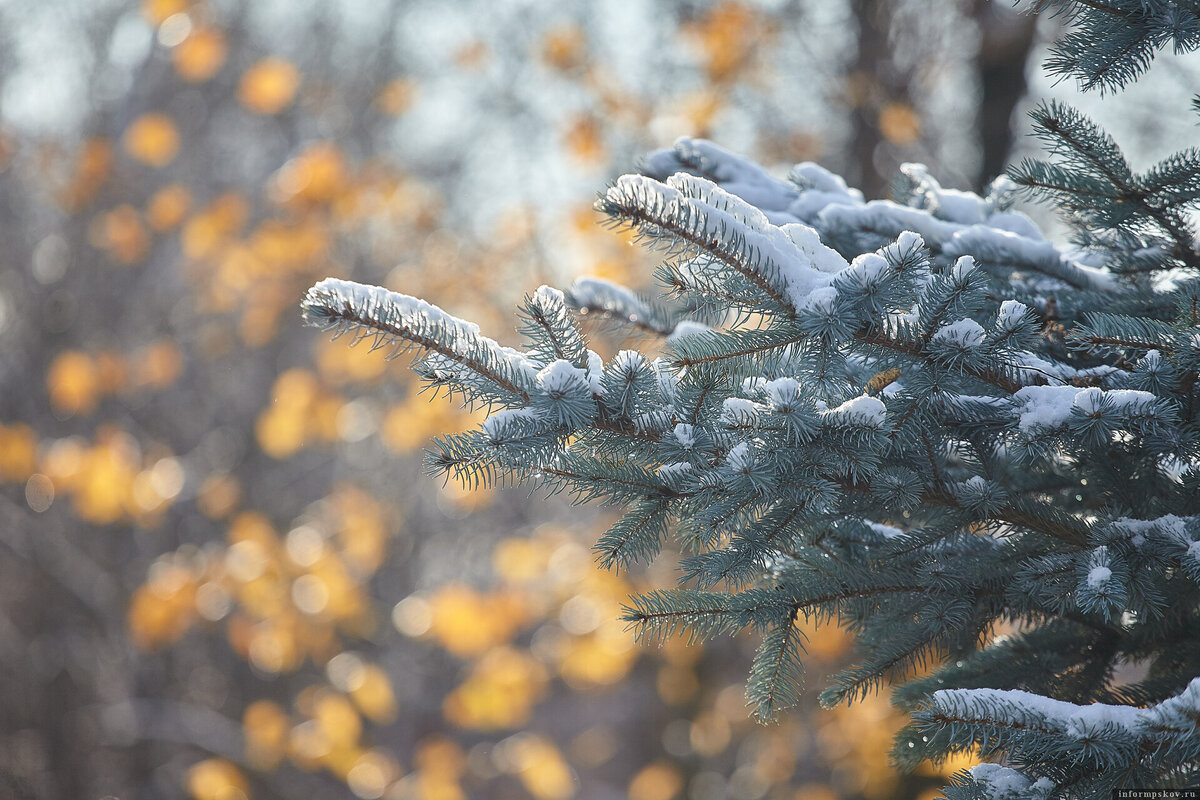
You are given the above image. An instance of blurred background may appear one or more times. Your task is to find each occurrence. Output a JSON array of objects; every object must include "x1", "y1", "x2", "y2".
[{"x1": 0, "y1": 2, "x2": 1197, "y2": 799}]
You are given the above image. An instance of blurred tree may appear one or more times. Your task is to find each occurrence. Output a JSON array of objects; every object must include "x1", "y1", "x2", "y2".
[{"x1": 971, "y1": 0, "x2": 1038, "y2": 189}]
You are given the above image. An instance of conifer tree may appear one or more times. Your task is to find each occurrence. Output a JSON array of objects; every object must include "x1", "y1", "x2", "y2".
[{"x1": 302, "y1": 2, "x2": 1200, "y2": 796}]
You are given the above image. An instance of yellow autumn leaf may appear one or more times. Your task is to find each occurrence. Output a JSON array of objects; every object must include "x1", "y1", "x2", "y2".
[
  {"x1": 628, "y1": 761, "x2": 683, "y2": 800},
  {"x1": 239, "y1": 57, "x2": 301, "y2": 114},
  {"x1": 0, "y1": 423, "x2": 37, "y2": 482},
  {"x1": 426, "y1": 584, "x2": 528, "y2": 657},
  {"x1": 879, "y1": 102, "x2": 921, "y2": 146},
  {"x1": 243, "y1": 699, "x2": 290, "y2": 769},
  {"x1": 443, "y1": 647, "x2": 548, "y2": 730},
  {"x1": 510, "y1": 736, "x2": 575, "y2": 800},
  {"x1": 123, "y1": 112, "x2": 180, "y2": 167},
  {"x1": 196, "y1": 473, "x2": 241, "y2": 519},
  {"x1": 93, "y1": 205, "x2": 151, "y2": 264},
  {"x1": 347, "y1": 750, "x2": 400, "y2": 800},
  {"x1": 147, "y1": 183, "x2": 191, "y2": 231},
  {"x1": 46, "y1": 350, "x2": 99, "y2": 416},
  {"x1": 349, "y1": 663, "x2": 398, "y2": 723},
  {"x1": 313, "y1": 690, "x2": 363, "y2": 750},
  {"x1": 186, "y1": 759, "x2": 249, "y2": 800},
  {"x1": 541, "y1": 25, "x2": 586, "y2": 70},
  {"x1": 376, "y1": 78, "x2": 416, "y2": 116},
  {"x1": 173, "y1": 27, "x2": 227, "y2": 82},
  {"x1": 141, "y1": 0, "x2": 187, "y2": 25}
]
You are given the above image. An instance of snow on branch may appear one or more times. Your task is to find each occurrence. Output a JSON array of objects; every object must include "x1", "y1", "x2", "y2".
[{"x1": 302, "y1": 277, "x2": 537, "y2": 403}]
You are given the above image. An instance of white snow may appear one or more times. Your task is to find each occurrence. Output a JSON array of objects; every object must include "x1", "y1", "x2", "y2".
[
  {"x1": 570, "y1": 276, "x2": 649, "y2": 319},
  {"x1": 611, "y1": 349, "x2": 646, "y2": 374},
  {"x1": 1111, "y1": 514, "x2": 1191, "y2": 547},
  {"x1": 865, "y1": 520, "x2": 905, "y2": 540},
  {"x1": 662, "y1": 138, "x2": 794, "y2": 204},
  {"x1": 306, "y1": 277, "x2": 538, "y2": 386},
  {"x1": 996, "y1": 300, "x2": 1030, "y2": 329},
  {"x1": 669, "y1": 172, "x2": 773, "y2": 232},
  {"x1": 932, "y1": 318, "x2": 985, "y2": 348},
  {"x1": 799, "y1": 286, "x2": 839, "y2": 314},
  {"x1": 763, "y1": 377, "x2": 801, "y2": 409},
  {"x1": 950, "y1": 255, "x2": 977, "y2": 281},
  {"x1": 1011, "y1": 351, "x2": 1076, "y2": 383},
  {"x1": 1187, "y1": 540, "x2": 1200, "y2": 563},
  {"x1": 722, "y1": 397, "x2": 762, "y2": 425},
  {"x1": 936, "y1": 188, "x2": 990, "y2": 225},
  {"x1": 838, "y1": 252, "x2": 888, "y2": 285},
  {"x1": 1141, "y1": 678, "x2": 1200, "y2": 732},
  {"x1": 935, "y1": 686, "x2": 1144, "y2": 739},
  {"x1": 820, "y1": 200, "x2": 963, "y2": 243},
  {"x1": 957, "y1": 476, "x2": 989, "y2": 494},
  {"x1": 533, "y1": 284, "x2": 565, "y2": 306},
  {"x1": 651, "y1": 358, "x2": 679, "y2": 410},
  {"x1": 536, "y1": 359, "x2": 588, "y2": 393},
  {"x1": 603, "y1": 174, "x2": 840, "y2": 312},
  {"x1": 969, "y1": 764, "x2": 1054, "y2": 799},
  {"x1": 1087, "y1": 566, "x2": 1112, "y2": 589},
  {"x1": 668, "y1": 320, "x2": 712, "y2": 341},
  {"x1": 1012, "y1": 385, "x2": 1082, "y2": 432},
  {"x1": 894, "y1": 230, "x2": 925, "y2": 254},
  {"x1": 656, "y1": 462, "x2": 693, "y2": 484},
  {"x1": 1071, "y1": 387, "x2": 1156, "y2": 415},
  {"x1": 673, "y1": 423, "x2": 696, "y2": 450},
  {"x1": 585, "y1": 350, "x2": 605, "y2": 395},
  {"x1": 780, "y1": 222, "x2": 850, "y2": 274},
  {"x1": 481, "y1": 407, "x2": 543, "y2": 438},
  {"x1": 984, "y1": 210, "x2": 1043, "y2": 240},
  {"x1": 725, "y1": 442, "x2": 753, "y2": 471},
  {"x1": 821, "y1": 394, "x2": 887, "y2": 426},
  {"x1": 943, "y1": 226, "x2": 1116, "y2": 292},
  {"x1": 900, "y1": 163, "x2": 988, "y2": 225},
  {"x1": 789, "y1": 161, "x2": 861, "y2": 198}
]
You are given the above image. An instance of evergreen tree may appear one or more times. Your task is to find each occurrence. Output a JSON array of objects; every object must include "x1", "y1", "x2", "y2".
[{"x1": 302, "y1": 2, "x2": 1200, "y2": 796}]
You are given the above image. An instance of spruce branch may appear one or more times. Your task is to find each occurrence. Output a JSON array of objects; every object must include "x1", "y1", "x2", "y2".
[{"x1": 302, "y1": 278, "x2": 535, "y2": 404}]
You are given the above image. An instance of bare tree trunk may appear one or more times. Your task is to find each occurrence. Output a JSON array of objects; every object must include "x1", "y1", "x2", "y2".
[
  {"x1": 972, "y1": 0, "x2": 1037, "y2": 187},
  {"x1": 846, "y1": 0, "x2": 903, "y2": 200}
]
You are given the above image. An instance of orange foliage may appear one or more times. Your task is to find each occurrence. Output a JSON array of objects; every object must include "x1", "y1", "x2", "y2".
[
  {"x1": 0, "y1": 424, "x2": 37, "y2": 483},
  {"x1": 628, "y1": 761, "x2": 683, "y2": 800},
  {"x1": 424, "y1": 584, "x2": 530, "y2": 658},
  {"x1": 443, "y1": 646, "x2": 548, "y2": 729},
  {"x1": 564, "y1": 114, "x2": 606, "y2": 165},
  {"x1": 124, "y1": 113, "x2": 181, "y2": 167},
  {"x1": 541, "y1": 25, "x2": 587, "y2": 71},
  {"x1": 136, "y1": 340, "x2": 184, "y2": 388},
  {"x1": 879, "y1": 101, "x2": 922, "y2": 146},
  {"x1": 91, "y1": 204, "x2": 151, "y2": 264},
  {"x1": 186, "y1": 759, "x2": 249, "y2": 800},
  {"x1": 244, "y1": 700, "x2": 291, "y2": 770},
  {"x1": 58, "y1": 137, "x2": 113, "y2": 209},
  {"x1": 182, "y1": 192, "x2": 250, "y2": 260},
  {"x1": 173, "y1": 27, "x2": 228, "y2": 83},
  {"x1": 239, "y1": 58, "x2": 301, "y2": 114},
  {"x1": 147, "y1": 183, "x2": 192, "y2": 231},
  {"x1": 197, "y1": 473, "x2": 242, "y2": 519},
  {"x1": 685, "y1": 2, "x2": 770, "y2": 82},
  {"x1": 453, "y1": 41, "x2": 489, "y2": 71},
  {"x1": 376, "y1": 78, "x2": 417, "y2": 116},
  {"x1": 272, "y1": 142, "x2": 348, "y2": 206},
  {"x1": 141, "y1": 0, "x2": 188, "y2": 25},
  {"x1": 507, "y1": 735, "x2": 575, "y2": 800},
  {"x1": 47, "y1": 350, "x2": 100, "y2": 416}
]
